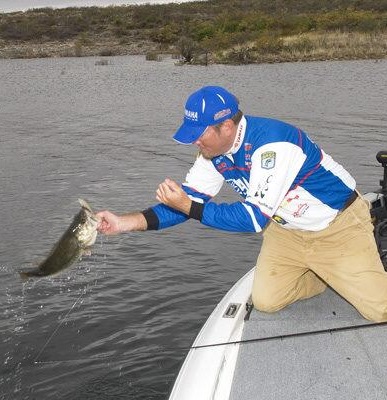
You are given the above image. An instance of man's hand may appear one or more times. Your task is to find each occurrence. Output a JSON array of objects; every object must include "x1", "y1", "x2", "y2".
[
  {"x1": 96, "y1": 210, "x2": 147, "y2": 234},
  {"x1": 96, "y1": 210, "x2": 123, "y2": 235},
  {"x1": 156, "y1": 178, "x2": 192, "y2": 215}
]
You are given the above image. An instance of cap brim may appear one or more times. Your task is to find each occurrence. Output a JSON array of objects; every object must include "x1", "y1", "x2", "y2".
[{"x1": 173, "y1": 122, "x2": 207, "y2": 145}]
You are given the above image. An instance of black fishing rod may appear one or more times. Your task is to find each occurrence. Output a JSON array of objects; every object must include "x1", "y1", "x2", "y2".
[{"x1": 192, "y1": 320, "x2": 387, "y2": 350}]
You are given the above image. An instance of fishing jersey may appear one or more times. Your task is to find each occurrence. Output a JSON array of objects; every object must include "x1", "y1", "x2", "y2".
[{"x1": 144, "y1": 115, "x2": 356, "y2": 232}]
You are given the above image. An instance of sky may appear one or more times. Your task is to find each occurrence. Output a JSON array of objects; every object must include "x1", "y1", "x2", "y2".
[{"x1": 0, "y1": 0, "x2": 202, "y2": 13}]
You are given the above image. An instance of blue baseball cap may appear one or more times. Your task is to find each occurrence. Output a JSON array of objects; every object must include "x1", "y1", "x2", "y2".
[{"x1": 173, "y1": 86, "x2": 239, "y2": 145}]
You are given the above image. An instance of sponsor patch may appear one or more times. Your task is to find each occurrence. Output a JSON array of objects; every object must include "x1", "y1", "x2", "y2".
[
  {"x1": 214, "y1": 108, "x2": 231, "y2": 121},
  {"x1": 214, "y1": 156, "x2": 224, "y2": 165},
  {"x1": 254, "y1": 175, "x2": 273, "y2": 199},
  {"x1": 261, "y1": 151, "x2": 276, "y2": 170},
  {"x1": 272, "y1": 215, "x2": 287, "y2": 225},
  {"x1": 258, "y1": 200, "x2": 274, "y2": 211},
  {"x1": 226, "y1": 177, "x2": 249, "y2": 196},
  {"x1": 293, "y1": 203, "x2": 309, "y2": 218},
  {"x1": 185, "y1": 109, "x2": 198, "y2": 121}
]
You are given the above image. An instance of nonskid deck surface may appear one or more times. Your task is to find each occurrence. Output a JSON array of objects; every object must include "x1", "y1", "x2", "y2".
[{"x1": 229, "y1": 288, "x2": 387, "y2": 400}]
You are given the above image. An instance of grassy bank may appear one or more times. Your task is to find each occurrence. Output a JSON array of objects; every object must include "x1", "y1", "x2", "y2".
[
  {"x1": 217, "y1": 31, "x2": 387, "y2": 64},
  {"x1": 0, "y1": 0, "x2": 386, "y2": 64}
]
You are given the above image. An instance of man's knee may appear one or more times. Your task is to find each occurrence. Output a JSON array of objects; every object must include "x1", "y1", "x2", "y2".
[
  {"x1": 372, "y1": 312, "x2": 387, "y2": 323},
  {"x1": 252, "y1": 289, "x2": 284, "y2": 313},
  {"x1": 251, "y1": 278, "x2": 326, "y2": 313},
  {"x1": 360, "y1": 305, "x2": 387, "y2": 323}
]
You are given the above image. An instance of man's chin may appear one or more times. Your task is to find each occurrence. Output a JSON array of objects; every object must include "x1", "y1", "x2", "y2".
[{"x1": 201, "y1": 150, "x2": 220, "y2": 160}]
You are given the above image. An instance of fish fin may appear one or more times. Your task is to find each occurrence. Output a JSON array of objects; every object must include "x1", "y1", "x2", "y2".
[
  {"x1": 19, "y1": 271, "x2": 31, "y2": 282},
  {"x1": 82, "y1": 248, "x2": 92, "y2": 257},
  {"x1": 78, "y1": 198, "x2": 93, "y2": 212}
]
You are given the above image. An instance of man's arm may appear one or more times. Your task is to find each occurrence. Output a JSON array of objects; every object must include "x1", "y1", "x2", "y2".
[
  {"x1": 97, "y1": 155, "x2": 224, "y2": 235},
  {"x1": 156, "y1": 178, "x2": 267, "y2": 232}
]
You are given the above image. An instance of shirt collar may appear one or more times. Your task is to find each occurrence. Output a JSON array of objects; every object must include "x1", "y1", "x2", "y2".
[{"x1": 226, "y1": 116, "x2": 246, "y2": 155}]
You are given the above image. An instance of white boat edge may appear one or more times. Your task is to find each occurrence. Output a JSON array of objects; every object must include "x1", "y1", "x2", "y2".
[{"x1": 168, "y1": 267, "x2": 254, "y2": 400}]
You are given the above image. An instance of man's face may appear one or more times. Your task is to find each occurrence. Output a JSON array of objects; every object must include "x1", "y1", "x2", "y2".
[{"x1": 194, "y1": 122, "x2": 234, "y2": 160}]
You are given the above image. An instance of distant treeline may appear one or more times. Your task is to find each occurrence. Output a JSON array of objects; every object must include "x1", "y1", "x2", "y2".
[{"x1": 0, "y1": 0, "x2": 386, "y2": 62}]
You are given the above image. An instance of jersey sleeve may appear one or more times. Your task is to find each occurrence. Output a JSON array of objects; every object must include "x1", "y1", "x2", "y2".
[
  {"x1": 247, "y1": 142, "x2": 307, "y2": 218},
  {"x1": 199, "y1": 200, "x2": 269, "y2": 232},
  {"x1": 182, "y1": 153, "x2": 225, "y2": 201}
]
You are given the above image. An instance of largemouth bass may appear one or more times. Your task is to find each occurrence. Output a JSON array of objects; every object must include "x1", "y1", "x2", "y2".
[{"x1": 20, "y1": 199, "x2": 99, "y2": 280}]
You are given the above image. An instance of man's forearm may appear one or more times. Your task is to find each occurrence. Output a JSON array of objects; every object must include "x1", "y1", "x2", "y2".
[{"x1": 120, "y1": 212, "x2": 148, "y2": 232}]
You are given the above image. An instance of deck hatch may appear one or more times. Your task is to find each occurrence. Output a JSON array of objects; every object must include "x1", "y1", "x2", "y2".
[{"x1": 223, "y1": 303, "x2": 241, "y2": 318}]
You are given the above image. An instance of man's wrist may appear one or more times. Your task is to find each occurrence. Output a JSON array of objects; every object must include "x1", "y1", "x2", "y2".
[
  {"x1": 142, "y1": 208, "x2": 158, "y2": 230},
  {"x1": 188, "y1": 201, "x2": 204, "y2": 221}
]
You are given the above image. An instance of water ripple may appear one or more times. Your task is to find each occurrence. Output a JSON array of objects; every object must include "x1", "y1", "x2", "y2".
[{"x1": 0, "y1": 56, "x2": 386, "y2": 399}]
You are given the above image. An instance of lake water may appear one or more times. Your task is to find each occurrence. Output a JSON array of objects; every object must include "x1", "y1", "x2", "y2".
[{"x1": 0, "y1": 55, "x2": 386, "y2": 399}]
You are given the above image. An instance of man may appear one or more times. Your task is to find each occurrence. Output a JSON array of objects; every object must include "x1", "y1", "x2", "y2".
[{"x1": 97, "y1": 85, "x2": 387, "y2": 322}]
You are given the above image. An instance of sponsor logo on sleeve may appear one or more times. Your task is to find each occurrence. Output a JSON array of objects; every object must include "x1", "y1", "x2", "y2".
[
  {"x1": 226, "y1": 177, "x2": 249, "y2": 196},
  {"x1": 261, "y1": 151, "x2": 276, "y2": 170},
  {"x1": 254, "y1": 175, "x2": 273, "y2": 198}
]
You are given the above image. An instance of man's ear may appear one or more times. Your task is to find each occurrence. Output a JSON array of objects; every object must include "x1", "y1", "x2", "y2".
[{"x1": 222, "y1": 119, "x2": 236, "y2": 137}]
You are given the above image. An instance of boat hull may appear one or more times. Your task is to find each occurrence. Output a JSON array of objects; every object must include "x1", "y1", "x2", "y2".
[{"x1": 168, "y1": 268, "x2": 254, "y2": 400}]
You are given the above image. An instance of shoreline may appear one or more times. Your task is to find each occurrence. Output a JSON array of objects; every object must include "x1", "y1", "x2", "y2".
[
  {"x1": 1, "y1": 2, "x2": 386, "y2": 65},
  {"x1": 1, "y1": 31, "x2": 386, "y2": 65}
]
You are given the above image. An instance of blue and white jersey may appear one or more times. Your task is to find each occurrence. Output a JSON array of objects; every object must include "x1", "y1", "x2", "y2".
[{"x1": 148, "y1": 116, "x2": 356, "y2": 232}]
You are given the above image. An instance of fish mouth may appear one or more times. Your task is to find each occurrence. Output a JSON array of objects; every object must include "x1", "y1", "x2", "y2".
[
  {"x1": 78, "y1": 198, "x2": 92, "y2": 211},
  {"x1": 93, "y1": 213, "x2": 100, "y2": 222},
  {"x1": 78, "y1": 198, "x2": 100, "y2": 225},
  {"x1": 89, "y1": 213, "x2": 100, "y2": 225}
]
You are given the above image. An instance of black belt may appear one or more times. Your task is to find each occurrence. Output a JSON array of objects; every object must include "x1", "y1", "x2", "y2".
[{"x1": 342, "y1": 191, "x2": 358, "y2": 212}]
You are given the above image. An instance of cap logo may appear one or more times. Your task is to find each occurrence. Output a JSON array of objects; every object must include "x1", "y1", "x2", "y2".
[
  {"x1": 185, "y1": 109, "x2": 198, "y2": 121},
  {"x1": 214, "y1": 108, "x2": 231, "y2": 121}
]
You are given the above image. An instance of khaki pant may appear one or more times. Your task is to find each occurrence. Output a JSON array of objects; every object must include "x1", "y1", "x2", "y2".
[{"x1": 252, "y1": 195, "x2": 387, "y2": 322}]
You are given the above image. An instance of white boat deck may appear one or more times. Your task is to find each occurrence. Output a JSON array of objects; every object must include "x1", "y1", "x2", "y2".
[{"x1": 229, "y1": 288, "x2": 387, "y2": 400}]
